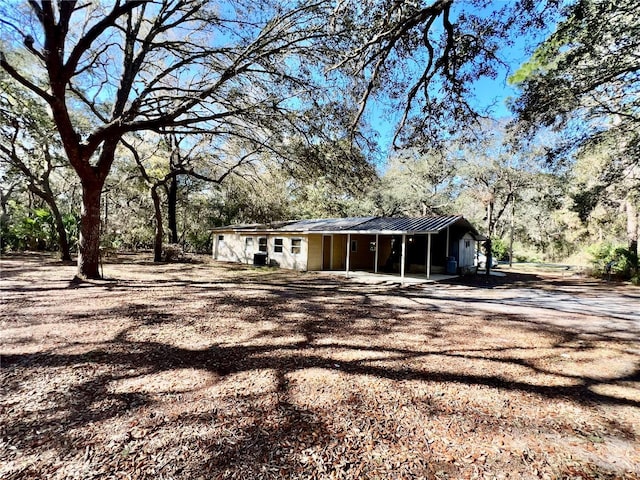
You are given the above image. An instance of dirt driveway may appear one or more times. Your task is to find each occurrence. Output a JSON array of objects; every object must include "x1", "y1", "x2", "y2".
[{"x1": 1, "y1": 253, "x2": 639, "y2": 479}]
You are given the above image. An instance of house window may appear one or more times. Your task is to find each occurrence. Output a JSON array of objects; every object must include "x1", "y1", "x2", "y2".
[
  {"x1": 245, "y1": 237, "x2": 253, "y2": 247},
  {"x1": 465, "y1": 240, "x2": 470, "y2": 249},
  {"x1": 351, "y1": 240, "x2": 358, "y2": 252},
  {"x1": 274, "y1": 238, "x2": 284, "y2": 253},
  {"x1": 218, "y1": 235, "x2": 224, "y2": 242},
  {"x1": 291, "y1": 238, "x2": 301, "y2": 254},
  {"x1": 258, "y1": 237, "x2": 267, "y2": 252}
]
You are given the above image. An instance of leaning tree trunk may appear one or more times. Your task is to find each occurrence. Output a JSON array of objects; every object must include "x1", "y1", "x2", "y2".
[
  {"x1": 627, "y1": 198, "x2": 639, "y2": 274},
  {"x1": 167, "y1": 175, "x2": 179, "y2": 244},
  {"x1": 77, "y1": 181, "x2": 104, "y2": 279},
  {"x1": 151, "y1": 185, "x2": 164, "y2": 262},
  {"x1": 49, "y1": 200, "x2": 72, "y2": 261},
  {"x1": 485, "y1": 200, "x2": 494, "y2": 276}
]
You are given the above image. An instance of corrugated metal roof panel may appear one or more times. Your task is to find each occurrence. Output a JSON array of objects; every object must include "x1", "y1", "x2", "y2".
[
  {"x1": 279, "y1": 217, "x2": 376, "y2": 232},
  {"x1": 213, "y1": 216, "x2": 481, "y2": 235},
  {"x1": 353, "y1": 215, "x2": 463, "y2": 233},
  {"x1": 212, "y1": 220, "x2": 300, "y2": 231},
  {"x1": 211, "y1": 223, "x2": 262, "y2": 231}
]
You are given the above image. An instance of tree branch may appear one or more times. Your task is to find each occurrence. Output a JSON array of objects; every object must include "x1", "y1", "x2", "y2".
[
  {"x1": 64, "y1": 0, "x2": 145, "y2": 82},
  {"x1": 0, "y1": 53, "x2": 54, "y2": 103}
]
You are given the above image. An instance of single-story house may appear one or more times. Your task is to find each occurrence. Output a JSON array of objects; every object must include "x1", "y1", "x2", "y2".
[{"x1": 212, "y1": 215, "x2": 486, "y2": 280}]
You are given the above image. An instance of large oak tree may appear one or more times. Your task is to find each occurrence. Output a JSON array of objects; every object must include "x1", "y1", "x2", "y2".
[{"x1": 0, "y1": 0, "x2": 345, "y2": 278}]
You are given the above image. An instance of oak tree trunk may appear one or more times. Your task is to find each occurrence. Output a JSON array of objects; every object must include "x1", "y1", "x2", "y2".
[
  {"x1": 50, "y1": 200, "x2": 72, "y2": 262},
  {"x1": 485, "y1": 201, "x2": 494, "y2": 276},
  {"x1": 77, "y1": 181, "x2": 104, "y2": 279},
  {"x1": 167, "y1": 176, "x2": 178, "y2": 244},
  {"x1": 152, "y1": 185, "x2": 164, "y2": 262},
  {"x1": 627, "y1": 198, "x2": 639, "y2": 273}
]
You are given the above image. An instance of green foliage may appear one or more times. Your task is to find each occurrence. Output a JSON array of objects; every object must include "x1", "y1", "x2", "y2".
[
  {"x1": 3, "y1": 207, "x2": 53, "y2": 251},
  {"x1": 570, "y1": 184, "x2": 605, "y2": 223},
  {"x1": 491, "y1": 238, "x2": 509, "y2": 261},
  {"x1": 162, "y1": 244, "x2": 186, "y2": 263},
  {"x1": 184, "y1": 230, "x2": 212, "y2": 255},
  {"x1": 514, "y1": 252, "x2": 542, "y2": 263},
  {"x1": 63, "y1": 213, "x2": 79, "y2": 250},
  {"x1": 587, "y1": 243, "x2": 636, "y2": 278},
  {"x1": 100, "y1": 232, "x2": 123, "y2": 251},
  {"x1": 117, "y1": 226, "x2": 154, "y2": 251},
  {"x1": 509, "y1": 0, "x2": 639, "y2": 268},
  {"x1": 510, "y1": 0, "x2": 640, "y2": 187},
  {"x1": 0, "y1": 213, "x2": 17, "y2": 252},
  {"x1": 0, "y1": 195, "x2": 79, "y2": 254},
  {"x1": 373, "y1": 148, "x2": 458, "y2": 217}
]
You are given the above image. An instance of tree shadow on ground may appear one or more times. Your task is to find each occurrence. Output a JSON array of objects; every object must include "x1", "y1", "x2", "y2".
[{"x1": 2, "y1": 255, "x2": 639, "y2": 478}]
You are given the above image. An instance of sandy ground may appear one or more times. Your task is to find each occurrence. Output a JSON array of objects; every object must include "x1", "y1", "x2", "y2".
[{"x1": 1, "y1": 252, "x2": 639, "y2": 479}]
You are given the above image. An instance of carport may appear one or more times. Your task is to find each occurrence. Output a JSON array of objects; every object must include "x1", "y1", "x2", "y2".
[{"x1": 315, "y1": 216, "x2": 485, "y2": 284}]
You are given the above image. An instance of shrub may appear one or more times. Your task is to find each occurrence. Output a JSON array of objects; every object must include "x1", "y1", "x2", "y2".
[
  {"x1": 491, "y1": 238, "x2": 509, "y2": 261},
  {"x1": 11, "y1": 208, "x2": 55, "y2": 251},
  {"x1": 162, "y1": 243, "x2": 185, "y2": 262},
  {"x1": 587, "y1": 242, "x2": 636, "y2": 279},
  {"x1": 184, "y1": 231, "x2": 212, "y2": 254}
]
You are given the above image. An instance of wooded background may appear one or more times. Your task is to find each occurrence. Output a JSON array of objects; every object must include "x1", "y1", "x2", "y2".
[{"x1": 1, "y1": 0, "x2": 637, "y2": 280}]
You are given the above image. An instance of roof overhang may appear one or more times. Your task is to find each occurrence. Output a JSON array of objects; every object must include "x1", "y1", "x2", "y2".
[{"x1": 213, "y1": 216, "x2": 485, "y2": 238}]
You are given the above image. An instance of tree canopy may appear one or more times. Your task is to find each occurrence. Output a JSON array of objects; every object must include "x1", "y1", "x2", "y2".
[
  {"x1": 0, "y1": 0, "x2": 365, "y2": 277},
  {"x1": 510, "y1": 0, "x2": 639, "y2": 268},
  {"x1": 332, "y1": 0, "x2": 561, "y2": 145}
]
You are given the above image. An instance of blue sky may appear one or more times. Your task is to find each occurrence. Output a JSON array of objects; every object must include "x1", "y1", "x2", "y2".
[{"x1": 369, "y1": 3, "x2": 561, "y2": 157}]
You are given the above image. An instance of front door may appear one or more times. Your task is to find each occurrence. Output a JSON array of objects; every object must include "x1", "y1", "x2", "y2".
[{"x1": 322, "y1": 235, "x2": 331, "y2": 270}]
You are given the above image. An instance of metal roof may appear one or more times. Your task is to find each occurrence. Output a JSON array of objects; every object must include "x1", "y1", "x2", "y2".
[
  {"x1": 278, "y1": 217, "x2": 376, "y2": 232},
  {"x1": 214, "y1": 215, "x2": 483, "y2": 237},
  {"x1": 352, "y1": 215, "x2": 464, "y2": 233}
]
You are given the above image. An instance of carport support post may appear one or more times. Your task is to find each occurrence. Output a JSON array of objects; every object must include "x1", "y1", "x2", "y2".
[
  {"x1": 446, "y1": 226, "x2": 450, "y2": 257},
  {"x1": 374, "y1": 234, "x2": 379, "y2": 273},
  {"x1": 346, "y1": 233, "x2": 351, "y2": 278},
  {"x1": 401, "y1": 234, "x2": 406, "y2": 285},
  {"x1": 427, "y1": 233, "x2": 432, "y2": 279}
]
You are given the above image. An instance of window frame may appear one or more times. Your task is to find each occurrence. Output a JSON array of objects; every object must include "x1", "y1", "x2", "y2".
[
  {"x1": 274, "y1": 237, "x2": 284, "y2": 253},
  {"x1": 258, "y1": 237, "x2": 267, "y2": 253},
  {"x1": 291, "y1": 238, "x2": 302, "y2": 254}
]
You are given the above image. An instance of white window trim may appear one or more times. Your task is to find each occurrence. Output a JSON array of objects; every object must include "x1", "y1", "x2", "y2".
[
  {"x1": 274, "y1": 237, "x2": 284, "y2": 254},
  {"x1": 291, "y1": 238, "x2": 302, "y2": 254},
  {"x1": 258, "y1": 237, "x2": 268, "y2": 253}
]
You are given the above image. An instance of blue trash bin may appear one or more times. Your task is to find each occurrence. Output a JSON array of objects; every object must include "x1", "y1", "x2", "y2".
[{"x1": 446, "y1": 257, "x2": 457, "y2": 274}]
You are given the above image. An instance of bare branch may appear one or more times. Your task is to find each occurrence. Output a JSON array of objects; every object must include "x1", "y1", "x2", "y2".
[
  {"x1": 64, "y1": 1, "x2": 145, "y2": 81},
  {"x1": 0, "y1": 54, "x2": 54, "y2": 103}
]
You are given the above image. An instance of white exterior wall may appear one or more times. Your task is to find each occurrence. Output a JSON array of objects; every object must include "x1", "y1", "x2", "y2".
[
  {"x1": 458, "y1": 233, "x2": 475, "y2": 268},
  {"x1": 213, "y1": 232, "x2": 309, "y2": 271},
  {"x1": 267, "y1": 234, "x2": 309, "y2": 271},
  {"x1": 213, "y1": 232, "x2": 253, "y2": 264}
]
